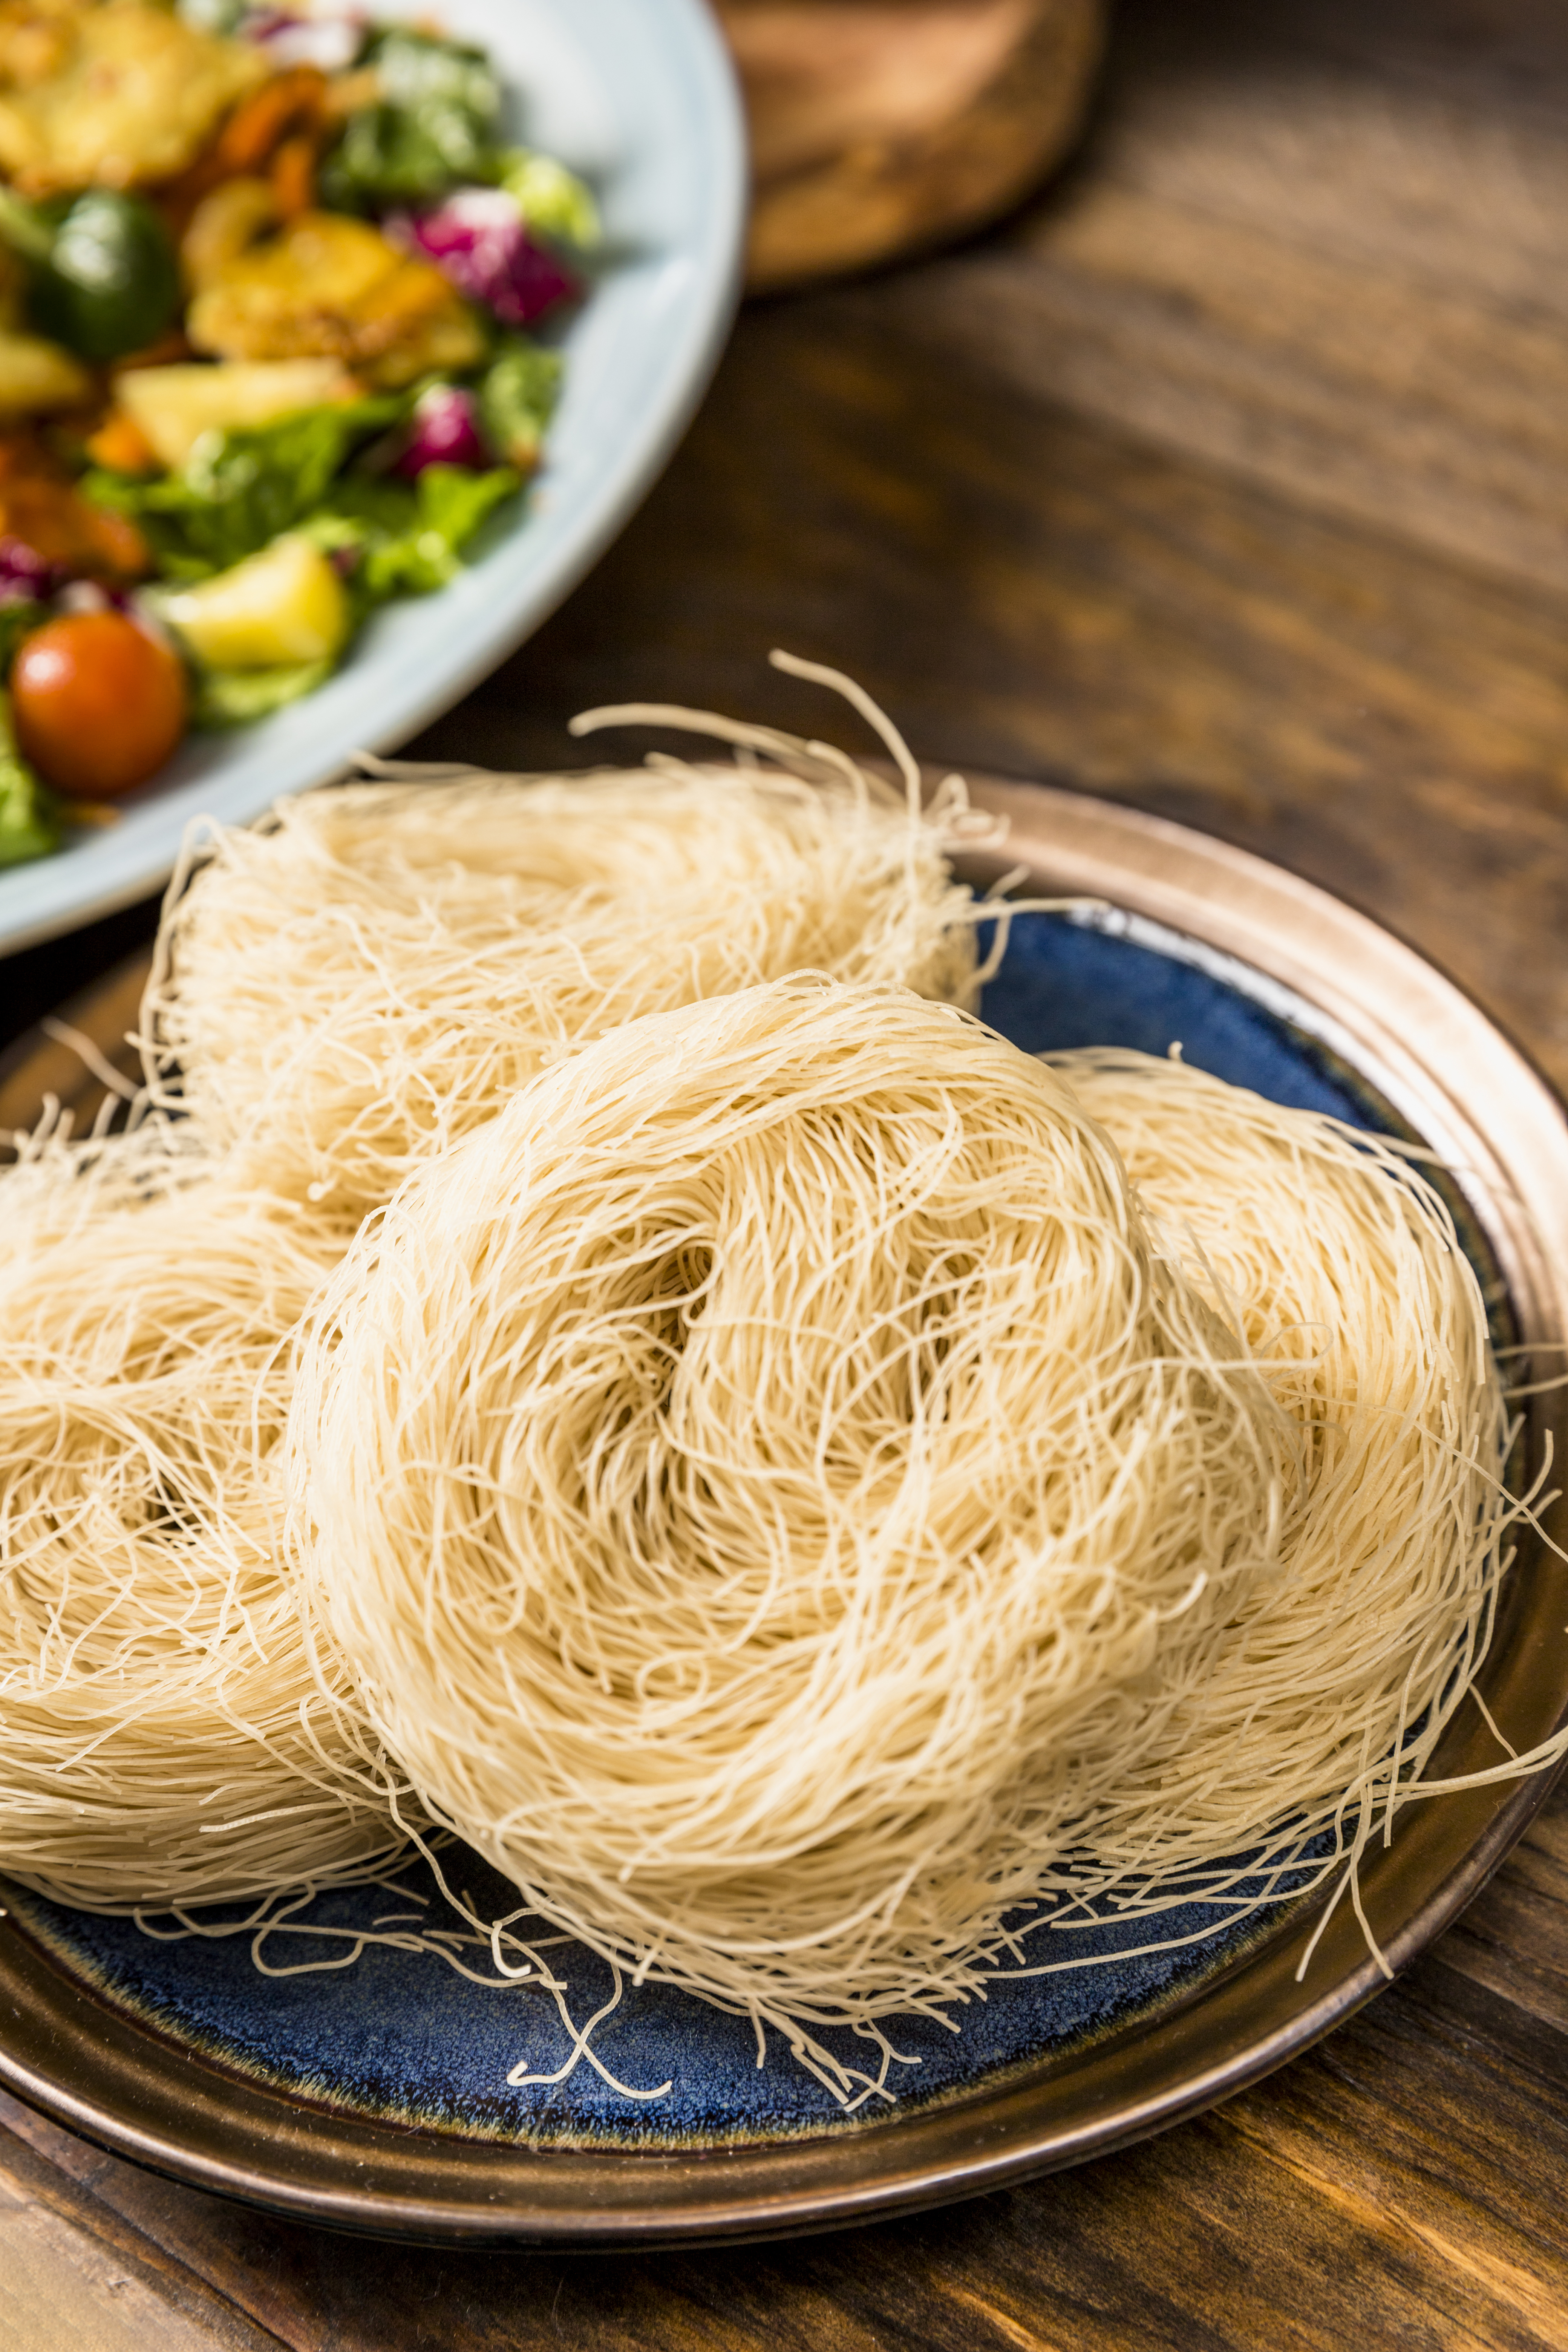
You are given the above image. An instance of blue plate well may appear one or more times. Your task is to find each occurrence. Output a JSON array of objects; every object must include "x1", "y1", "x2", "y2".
[{"x1": 5, "y1": 915, "x2": 1405, "y2": 2148}]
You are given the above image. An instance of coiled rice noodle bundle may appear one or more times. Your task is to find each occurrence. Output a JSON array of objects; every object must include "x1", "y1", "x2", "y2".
[
  {"x1": 288, "y1": 979, "x2": 1306, "y2": 2061},
  {"x1": 141, "y1": 660, "x2": 1002, "y2": 1219},
  {"x1": 0, "y1": 1121, "x2": 397, "y2": 1908}
]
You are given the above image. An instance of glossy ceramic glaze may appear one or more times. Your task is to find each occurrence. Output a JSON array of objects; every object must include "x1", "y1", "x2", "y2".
[{"x1": 0, "y1": 0, "x2": 746, "y2": 958}]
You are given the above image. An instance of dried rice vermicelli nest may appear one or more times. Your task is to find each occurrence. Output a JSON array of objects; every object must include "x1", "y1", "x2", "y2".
[
  {"x1": 141, "y1": 657, "x2": 1008, "y2": 1221},
  {"x1": 289, "y1": 978, "x2": 1308, "y2": 2086},
  {"x1": 0, "y1": 1118, "x2": 399, "y2": 1909}
]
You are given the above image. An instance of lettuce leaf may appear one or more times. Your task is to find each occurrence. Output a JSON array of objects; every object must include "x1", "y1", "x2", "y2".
[
  {"x1": 191, "y1": 657, "x2": 335, "y2": 729},
  {"x1": 496, "y1": 151, "x2": 600, "y2": 250},
  {"x1": 321, "y1": 30, "x2": 502, "y2": 208},
  {"x1": 0, "y1": 689, "x2": 61, "y2": 867},
  {"x1": 368, "y1": 462, "x2": 518, "y2": 595},
  {"x1": 85, "y1": 398, "x2": 403, "y2": 577},
  {"x1": 0, "y1": 598, "x2": 47, "y2": 671},
  {"x1": 307, "y1": 462, "x2": 519, "y2": 606},
  {"x1": 478, "y1": 338, "x2": 560, "y2": 470}
]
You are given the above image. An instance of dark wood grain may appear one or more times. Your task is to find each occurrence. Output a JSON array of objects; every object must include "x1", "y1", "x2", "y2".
[
  {"x1": 5, "y1": 0, "x2": 1568, "y2": 2341},
  {"x1": 423, "y1": 297, "x2": 1568, "y2": 1095}
]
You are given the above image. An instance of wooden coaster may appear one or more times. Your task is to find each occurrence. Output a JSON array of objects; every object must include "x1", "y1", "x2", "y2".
[{"x1": 719, "y1": 0, "x2": 1107, "y2": 292}]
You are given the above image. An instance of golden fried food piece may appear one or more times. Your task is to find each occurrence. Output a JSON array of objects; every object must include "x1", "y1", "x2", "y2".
[
  {"x1": 179, "y1": 174, "x2": 281, "y2": 289},
  {"x1": 187, "y1": 207, "x2": 483, "y2": 389},
  {"x1": 0, "y1": 0, "x2": 79, "y2": 93},
  {"x1": 0, "y1": 0, "x2": 268, "y2": 194}
]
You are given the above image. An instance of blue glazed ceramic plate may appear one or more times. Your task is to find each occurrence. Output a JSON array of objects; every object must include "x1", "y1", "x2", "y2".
[
  {"x1": 0, "y1": 0, "x2": 745, "y2": 959},
  {"x1": 2, "y1": 780, "x2": 1567, "y2": 2242}
]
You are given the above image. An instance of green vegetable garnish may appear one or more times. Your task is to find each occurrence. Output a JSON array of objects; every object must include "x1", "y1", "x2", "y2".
[
  {"x1": 86, "y1": 398, "x2": 404, "y2": 575},
  {"x1": 0, "y1": 599, "x2": 48, "y2": 673},
  {"x1": 496, "y1": 150, "x2": 600, "y2": 250},
  {"x1": 478, "y1": 339, "x2": 561, "y2": 471},
  {"x1": 365, "y1": 463, "x2": 519, "y2": 597},
  {"x1": 0, "y1": 188, "x2": 179, "y2": 364},
  {"x1": 322, "y1": 28, "x2": 502, "y2": 207},
  {"x1": 192, "y1": 658, "x2": 336, "y2": 729},
  {"x1": 178, "y1": 0, "x2": 248, "y2": 32},
  {"x1": 89, "y1": 395, "x2": 518, "y2": 730},
  {"x1": 0, "y1": 689, "x2": 61, "y2": 868},
  {"x1": 311, "y1": 462, "x2": 519, "y2": 608}
]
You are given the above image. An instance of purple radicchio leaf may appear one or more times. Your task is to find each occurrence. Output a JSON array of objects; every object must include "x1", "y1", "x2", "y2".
[
  {"x1": 387, "y1": 188, "x2": 579, "y2": 330},
  {"x1": 392, "y1": 383, "x2": 490, "y2": 479},
  {"x1": 242, "y1": 8, "x2": 365, "y2": 71},
  {"x1": 0, "y1": 534, "x2": 58, "y2": 603}
]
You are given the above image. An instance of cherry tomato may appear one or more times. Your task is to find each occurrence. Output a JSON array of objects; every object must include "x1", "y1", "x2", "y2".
[{"x1": 12, "y1": 610, "x2": 187, "y2": 799}]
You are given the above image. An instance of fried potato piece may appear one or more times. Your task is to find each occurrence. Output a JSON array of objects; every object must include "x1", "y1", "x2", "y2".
[
  {"x1": 180, "y1": 174, "x2": 282, "y2": 292},
  {"x1": 187, "y1": 208, "x2": 483, "y2": 389},
  {"x1": 0, "y1": 0, "x2": 269, "y2": 194},
  {"x1": 0, "y1": 0, "x2": 78, "y2": 93}
]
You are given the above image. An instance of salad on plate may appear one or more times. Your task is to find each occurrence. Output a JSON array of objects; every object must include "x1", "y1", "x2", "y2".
[{"x1": 0, "y1": 0, "x2": 597, "y2": 867}]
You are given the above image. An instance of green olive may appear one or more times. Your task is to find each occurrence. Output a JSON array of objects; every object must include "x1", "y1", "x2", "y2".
[{"x1": 0, "y1": 187, "x2": 180, "y2": 364}]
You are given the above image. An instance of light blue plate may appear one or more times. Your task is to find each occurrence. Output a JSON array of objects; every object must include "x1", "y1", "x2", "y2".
[{"x1": 0, "y1": 0, "x2": 746, "y2": 957}]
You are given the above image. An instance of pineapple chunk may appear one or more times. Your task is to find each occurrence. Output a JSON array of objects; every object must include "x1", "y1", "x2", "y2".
[
  {"x1": 115, "y1": 359, "x2": 360, "y2": 470},
  {"x1": 161, "y1": 533, "x2": 348, "y2": 670},
  {"x1": 0, "y1": 327, "x2": 90, "y2": 411}
]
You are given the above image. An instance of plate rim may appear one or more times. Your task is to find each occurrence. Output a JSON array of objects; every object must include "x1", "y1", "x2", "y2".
[{"x1": 2, "y1": 772, "x2": 1566, "y2": 2245}]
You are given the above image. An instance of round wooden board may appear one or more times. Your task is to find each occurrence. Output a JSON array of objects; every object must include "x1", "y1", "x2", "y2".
[{"x1": 722, "y1": 0, "x2": 1108, "y2": 291}]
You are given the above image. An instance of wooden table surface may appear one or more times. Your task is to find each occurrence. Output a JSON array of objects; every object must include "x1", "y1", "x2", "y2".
[{"x1": 6, "y1": 0, "x2": 1568, "y2": 2342}]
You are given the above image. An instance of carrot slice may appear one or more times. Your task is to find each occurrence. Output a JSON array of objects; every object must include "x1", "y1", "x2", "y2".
[
  {"x1": 270, "y1": 132, "x2": 317, "y2": 220},
  {"x1": 85, "y1": 410, "x2": 159, "y2": 474},
  {"x1": 215, "y1": 67, "x2": 329, "y2": 176}
]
